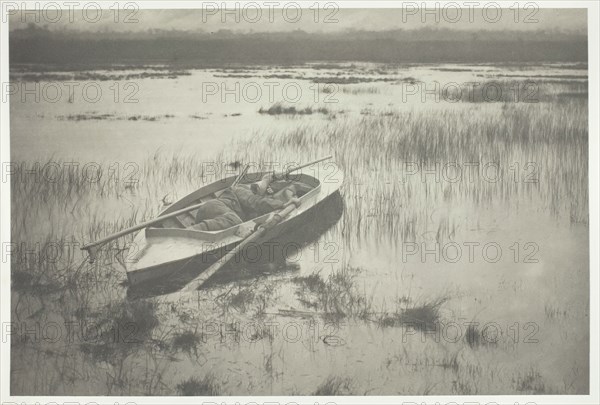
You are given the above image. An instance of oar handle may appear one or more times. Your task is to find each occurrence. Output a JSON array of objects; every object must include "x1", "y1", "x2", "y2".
[
  {"x1": 243, "y1": 155, "x2": 333, "y2": 181},
  {"x1": 80, "y1": 200, "x2": 207, "y2": 256},
  {"x1": 231, "y1": 164, "x2": 250, "y2": 188},
  {"x1": 282, "y1": 155, "x2": 333, "y2": 177}
]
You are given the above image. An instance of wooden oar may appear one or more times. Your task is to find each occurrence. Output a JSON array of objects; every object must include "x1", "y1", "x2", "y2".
[
  {"x1": 278, "y1": 155, "x2": 332, "y2": 180},
  {"x1": 182, "y1": 201, "x2": 300, "y2": 292},
  {"x1": 81, "y1": 165, "x2": 248, "y2": 262},
  {"x1": 231, "y1": 164, "x2": 249, "y2": 188},
  {"x1": 81, "y1": 200, "x2": 209, "y2": 262},
  {"x1": 80, "y1": 155, "x2": 332, "y2": 262}
]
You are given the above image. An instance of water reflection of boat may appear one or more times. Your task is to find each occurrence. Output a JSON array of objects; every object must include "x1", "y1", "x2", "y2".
[{"x1": 126, "y1": 167, "x2": 344, "y2": 293}]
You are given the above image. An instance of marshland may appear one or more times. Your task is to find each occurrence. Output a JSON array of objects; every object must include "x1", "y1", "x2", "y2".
[{"x1": 9, "y1": 61, "x2": 588, "y2": 395}]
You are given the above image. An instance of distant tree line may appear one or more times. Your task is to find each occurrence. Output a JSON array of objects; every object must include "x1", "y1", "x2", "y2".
[{"x1": 10, "y1": 26, "x2": 587, "y2": 66}]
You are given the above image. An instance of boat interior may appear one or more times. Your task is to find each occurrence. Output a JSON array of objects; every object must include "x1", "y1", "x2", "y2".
[{"x1": 147, "y1": 173, "x2": 321, "y2": 239}]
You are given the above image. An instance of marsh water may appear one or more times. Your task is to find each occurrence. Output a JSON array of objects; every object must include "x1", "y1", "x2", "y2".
[{"x1": 10, "y1": 62, "x2": 589, "y2": 395}]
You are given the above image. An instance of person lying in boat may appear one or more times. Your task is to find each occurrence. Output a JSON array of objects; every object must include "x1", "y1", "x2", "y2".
[{"x1": 191, "y1": 173, "x2": 305, "y2": 232}]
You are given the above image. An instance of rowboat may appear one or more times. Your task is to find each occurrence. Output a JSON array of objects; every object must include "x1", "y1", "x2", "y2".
[{"x1": 125, "y1": 164, "x2": 343, "y2": 286}]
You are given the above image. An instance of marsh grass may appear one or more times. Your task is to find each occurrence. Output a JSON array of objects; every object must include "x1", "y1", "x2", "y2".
[
  {"x1": 309, "y1": 76, "x2": 396, "y2": 84},
  {"x1": 379, "y1": 297, "x2": 448, "y2": 331},
  {"x1": 544, "y1": 304, "x2": 569, "y2": 320},
  {"x1": 56, "y1": 113, "x2": 175, "y2": 121},
  {"x1": 176, "y1": 375, "x2": 220, "y2": 396},
  {"x1": 9, "y1": 151, "x2": 220, "y2": 394},
  {"x1": 171, "y1": 330, "x2": 201, "y2": 356},
  {"x1": 210, "y1": 281, "x2": 279, "y2": 317},
  {"x1": 253, "y1": 96, "x2": 587, "y2": 241},
  {"x1": 442, "y1": 80, "x2": 545, "y2": 103},
  {"x1": 514, "y1": 368, "x2": 547, "y2": 394},
  {"x1": 213, "y1": 69, "x2": 397, "y2": 85},
  {"x1": 292, "y1": 267, "x2": 374, "y2": 320},
  {"x1": 9, "y1": 75, "x2": 588, "y2": 395},
  {"x1": 313, "y1": 376, "x2": 353, "y2": 395},
  {"x1": 340, "y1": 85, "x2": 382, "y2": 95},
  {"x1": 12, "y1": 70, "x2": 191, "y2": 82},
  {"x1": 259, "y1": 102, "x2": 330, "y2": 116},
  {"x1": 228, "y1": 288, "x2": 256, "y2": 312},
  {"x1": 464, "y1": 323, "x2": 498, "y2": 349},
  {"x1": 79, "y1": 300, "x2": 159, "y2": 361}
]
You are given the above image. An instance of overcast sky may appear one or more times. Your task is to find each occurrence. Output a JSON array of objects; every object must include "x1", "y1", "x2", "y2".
[{"x1": 9, "y1": 8, "x2": 587, "y2": 33}]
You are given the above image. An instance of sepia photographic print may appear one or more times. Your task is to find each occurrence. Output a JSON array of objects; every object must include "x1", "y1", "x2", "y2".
[{"x1": 1, "y1": 2, "x2": 598, "y2": 404}]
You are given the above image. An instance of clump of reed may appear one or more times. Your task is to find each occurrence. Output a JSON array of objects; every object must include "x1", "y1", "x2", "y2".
[
  {"x1": 513, "y1": 368, "x2": 547, "y2": 394},
  {"x1": 79, "y1": 300, "x2": 159, "y2": 361},
  {"x1": 464, "y1": 322, "x2": 499, "y2": 348},
  {"x1": 309, "y1": 76, "x2": 396, "y2": 84},
  {"x1": 259, "y1": 102, "x2": 330, "y2": 115},
  {"x1": 292, "y1": 267, "x2": 374, "y2": 320},
  {"x1": 171, "y1": 330, "x2": 201, "y2": 356},
  {"x1": 313, "y1": 376, "x2": 353, "y2": 395},
  {"x1": 378, "y1": 297, "x2": 448, "y2": 331},
  {"x1": 212, "y1": 281, "x2": 278, "y2": 317},
  {"x1": 56, "y1": 113, "x2": 175, "y2": 121},
  {"x1": 340, "y1": 85, "x2": 382, "y2": 94},
  {"x1": 176, "y1": 374, "x2": 220, "y2": 396}
]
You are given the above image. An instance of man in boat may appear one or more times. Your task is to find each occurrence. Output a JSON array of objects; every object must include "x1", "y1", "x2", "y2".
[{"x1": 192, "y1": 173, "x2": 304, "y2": 232}]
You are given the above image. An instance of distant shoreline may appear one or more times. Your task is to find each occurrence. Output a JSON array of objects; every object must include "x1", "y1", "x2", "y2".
[{"x1": 10, "y1": 27, "x2": 587, "y2": 66}]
